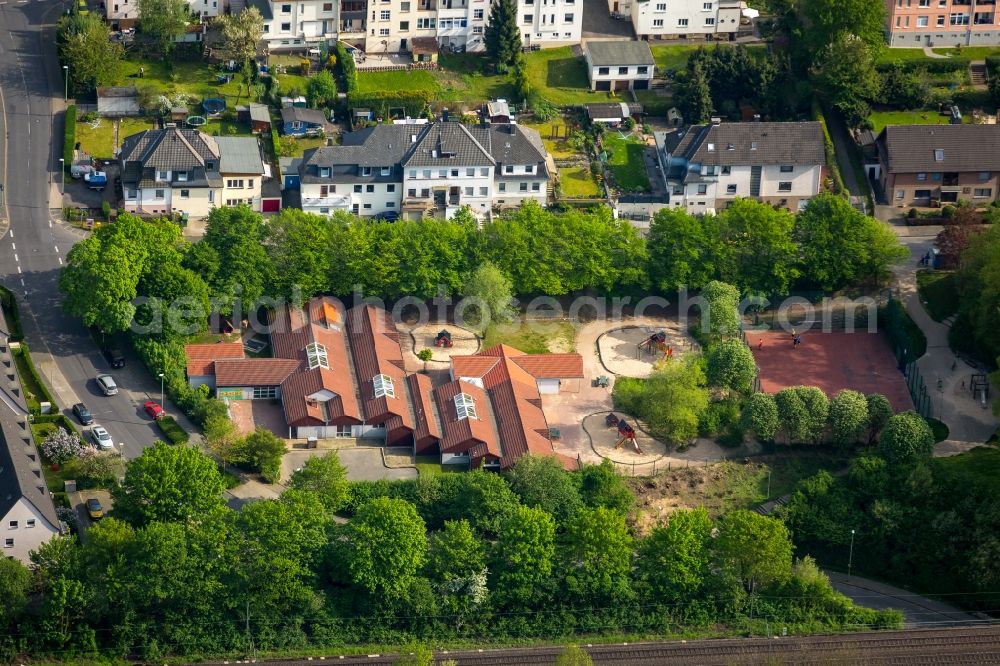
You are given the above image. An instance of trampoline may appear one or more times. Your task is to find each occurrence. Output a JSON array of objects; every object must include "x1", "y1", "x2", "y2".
[
  {"x1": 186, "y1": 115, "x2": 207, "y2": 127},
  {"x1": 202, "y1": 98, "x2": 226, "y2": 116}
]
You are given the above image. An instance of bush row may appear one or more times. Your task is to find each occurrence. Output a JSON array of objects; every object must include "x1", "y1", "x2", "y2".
[
  {"x1": 63, "y1": 104, "x2": 76, "y2": 170},
  {"x1": 812, "y1": 100, "x2": 845, "y2": 195},
  {"x1": 0, "y1": 284, "x2": 24, "y2": 342},
  {"x1": 878, "y1": 57, "x2": 970, "y2": 74},
  {"x1": 156, "y1": 415, "x2": 189, "y2": 444},
  {"x1": 13, "y1": 344, "x2": 58, "y2": 414},
  {"x1": 337, "y1": 43, "x2": 358, "y2": 95}
]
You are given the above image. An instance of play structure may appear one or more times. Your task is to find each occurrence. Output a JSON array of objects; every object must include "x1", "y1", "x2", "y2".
[
  {"x1": 202, "y1": 98, "x2": 226, "y2": 116},
  {"x1": 637, "y1": 331, "x2": 672, "y2": 359},
  {"x1": 434, "y1": 330, "x2": 453, "y2": 348},
  {"x1": 186, "y1": 115, "x2": 207, "y2": 127},
  {"x1": 971, "y1": 373, "x2": 990, "y2": 405},
  {"x1": 607, "y1": 413, "x2": 643, "y2": 454}
]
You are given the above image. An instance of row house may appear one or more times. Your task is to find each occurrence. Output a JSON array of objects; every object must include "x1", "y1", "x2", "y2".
[
  {"x1": 655, "y1": 120, "x2": 825, "y2": 212},
  {"x1": 885, "y1": 0, "x2": 1000, "y2": 47},
  {"x1": 875, "y1": 124, "x2": 1000, "y2": 207},
  {"x1": 628, "y1": 0, "x2": 743, "y2": 42},
  {"x1": 296, "y1": 120, "x2": 549, "y2": 219}
]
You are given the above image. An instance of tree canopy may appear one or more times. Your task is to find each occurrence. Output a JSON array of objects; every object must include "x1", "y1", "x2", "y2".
[
  {"x1": 58, "y1": 13, "x2": 125, "y2": 95},
  {"x1": 347, "y1": 497, "x2": 428, "y2": 598},
  {"x1": 136, "y1": 0, "x2": 190, "y2": 56},
  {"x1": 878, "y1": 411, "x2": 935, "y2": 464}
]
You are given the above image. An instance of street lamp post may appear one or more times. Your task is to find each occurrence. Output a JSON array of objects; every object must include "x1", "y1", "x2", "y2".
[
  {"x1": 847, "y1": 529, "x2": 856, "y2": 581},
  {"x1": 58, "y1": 158, "x2": 65, "y2": 194},
  {"x1": 158, "y1": 372, "x2": 164, "y2": 406},
  {"x1": 766, "y1": 470, "x2": 772, "y2": 500},
  {"x1": 63, "y1": 65, "x2": 68, "y2": 101}
]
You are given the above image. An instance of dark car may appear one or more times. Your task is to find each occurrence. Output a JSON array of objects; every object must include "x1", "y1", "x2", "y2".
[
  {"x1": 103, "y1": 346, "x2": 125, "y2": 368},
  {"x1": 72, "y1": 402, "x2": 94, "y2": 425}
]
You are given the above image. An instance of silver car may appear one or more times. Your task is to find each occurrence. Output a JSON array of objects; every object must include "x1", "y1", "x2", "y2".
[
  {"x1": 96, "y1": 374, "x2": 118, "y2": 396},
  {"x1": 90, "y1": 425, "x2": 114, "y2": 451}
]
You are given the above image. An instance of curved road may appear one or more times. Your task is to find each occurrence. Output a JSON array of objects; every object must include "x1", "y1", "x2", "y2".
[{"x1": 0, "y1": 1, "x2": 190, "y2": 457}]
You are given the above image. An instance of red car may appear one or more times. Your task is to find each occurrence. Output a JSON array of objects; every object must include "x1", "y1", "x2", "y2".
[{"x1": 143, "y1": 401, "x2": 165, "y2": 420}]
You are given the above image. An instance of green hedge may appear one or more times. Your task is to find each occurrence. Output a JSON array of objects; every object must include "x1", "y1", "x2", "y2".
[
  {"x1": 64, "y1": 104, "x2": 76, "y2": 170},
  {"x1": 880, "y1": 298, "x2": 927, "y2": 362},
  {"x1": 0, "y1": 285, "x2": 24, "y2": 342},
  {"x1": 879, "y1": 58, "x2": 970, "y2": 74},
  {"x1": 157, "y1": 415, "x2": 189, "y2": 444},
  {"x1": 812, "y1": 100, "x2": 846, "y2": 195},
  {"x1": 12, "y1": 344, "x2": 58, "y2": 414},
  {"x1": 33, "y1": 413, "x2": 80, "y2": 437},
  {"x1": 346, "y1": 89, "x2": 432, "y2": 118},
  {"x1": 337, "y1": 43, "x2": 358, "y2": 95},
  {"x1": 987, "y1": 55, "x2": 1000, "y2": 74}
]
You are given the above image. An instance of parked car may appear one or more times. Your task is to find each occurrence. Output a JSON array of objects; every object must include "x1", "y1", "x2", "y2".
[
  {"x1": 90, "y1": 425, "x2": 113, "y2": 450},
  {"x1": 143, "y1": 401, "x2": 164, "y2": 420},
  {"x1": 102, "y1": 346, "x2": 125, "y2": 368},
  {"x1": 96, "y1": 374, "x2": 118, "y2": 396},
  {"x1": 72, "y1": 402, "x2": 94, "y2": 425},
  {"x1": 84, "y1": 171, "x2": 107, "y2": 191},
  {"x1": 70, "y1": 163, "x2": 94, "y2": 179},
  {"x1": 86, "y1": 498, "x2": 104, "y2": 521}
]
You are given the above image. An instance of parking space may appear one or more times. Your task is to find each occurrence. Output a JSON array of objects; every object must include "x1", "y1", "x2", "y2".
[
  {"x1": 69, "y1": 488, "x2": 113, "y2": 542},
  {"x1": 62, "y1": 163, "x2": 119, "y2": 211}
]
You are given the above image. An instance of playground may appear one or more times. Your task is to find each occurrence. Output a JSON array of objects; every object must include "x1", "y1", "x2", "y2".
[
  {"x1": 406, "y1": 323, "x2": 480, "y2": 363},
  {"x1": 584, "y1": 412, "x2": 667, "y2": 464},
  {"x1": 750, "y1": 331, "x2": 913, "y2": 412},
  {"x1": 597, "y1": 324, "x2": 697, "y2": 378}
]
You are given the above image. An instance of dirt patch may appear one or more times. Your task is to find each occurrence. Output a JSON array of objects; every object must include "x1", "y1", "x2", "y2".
[
  {"x1": 403, "y1": 323, "x2": 480, "y2": 364},
  {"x1": 598, "y1": 324, "x2": 697, "y2": 378},
  {"x1": 585, "y1": 412, "x2": 667, "y2": 464}
]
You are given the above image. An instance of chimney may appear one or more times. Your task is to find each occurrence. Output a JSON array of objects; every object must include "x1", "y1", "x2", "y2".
[
  {"x1": 710, "y1": 117, "x2": 722, "y2": 126},
  {"x1": 442, "y1": 108, "x2": 450, "y2": 122}
]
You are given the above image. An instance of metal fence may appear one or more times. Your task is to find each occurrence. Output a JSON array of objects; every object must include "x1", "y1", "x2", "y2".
[{"x1": 608, "y1": 456, "x2": 726, "y2": 477}]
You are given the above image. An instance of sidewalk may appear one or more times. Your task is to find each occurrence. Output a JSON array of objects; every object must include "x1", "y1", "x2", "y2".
[{"x1": 887, "y1": 220, "x2": 997, "y2": 445}]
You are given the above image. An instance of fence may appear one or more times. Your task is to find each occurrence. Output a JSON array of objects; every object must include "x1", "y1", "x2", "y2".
[
  {"x1": 884, "y1": 295, "x2": 934, "y2": 418},
  {"x1": 607, "y1": 456, "x2": 727, "y2": 477},
  {"x1": 903, "y1": 360, "x2": 933, "y2": 418}
]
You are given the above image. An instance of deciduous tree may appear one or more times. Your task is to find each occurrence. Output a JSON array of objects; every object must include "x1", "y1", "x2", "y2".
[
  {"x1": 646, "y1": 208, "x2": 719, "y2": 292},
  {"x1": 866, "y1": 393, "x2": 894, "y2": 444},
  {"x1": 561, "y1": 506, "x2": 634, "y2": 604},
  {"x1": 461, "y1": 261, "x2": 515, "y2": 330},
  {"x1": 715, "y1": 509, "x2": 793, "y2": 593},
  {"x1": 506, "y1": 455, "x2": 582, "y2": 523},
  {"x1": 347, "y1": 497, "x2": 427, "y2": 598},
  {"x1": 577, "y1": 459, "x2": 634, "y2": 513},
  {"x1": 742, "y1": 392, "x2": 780, "y2": 441},
  {"x1": 878, "y1": 411, "x2": 934, "y2": 464},
  {"x1": 492, "y1": 505, "x2": 555, "y2": 607},
  {"x1": 218, "y1": 6, "x2": 264, "y2": 66},
  {"x1": 57, "y1": 13, "x2": 125, "y2": 94},
  {"x1": 137, "y1": 0, "x2": 190, "y2": 56},
  {"x1": 706, "y1": 338, "x2": 757, "y2": 393},
  {"x1": 637, "y1": 508, "x2": 713, "y2": 602},
  {"x1": 306, "y1": 70, "x2": 338, "y2": 108},
  {"x1": 716, "y1": 199, "x2": 799, "y2": 295},
  {"x1": 287, "y1": 452, "x2": 350, "y2": 512},
  {"x1": 829, "y1": 390, "x2": 869, "y2": 446}
]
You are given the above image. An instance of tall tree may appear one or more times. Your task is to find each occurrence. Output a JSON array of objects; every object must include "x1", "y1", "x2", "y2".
[
  {"x1": 866, "y1": 393, "x2": 894, "y2": 444},
  {"x1": 461, "y1": 261, "x2": 515, "y2": 330},
  {"x1": 560, "y1": 506, "x2": 634, "y2": 605},
  {"x1": 715, "y1": 510, "x2": 793, "y2": 594},
  {"x1": 878, "y1": 411, "x2": 935, "y2": 464},
  {"x1": 699, "y1": 280, "x2": 742, "y2": 339},
  {"x1": 811, "y1": 34, "x2": 880, "y2": 129},
  {"x1": 306, "y1": 70, "x2": 338, "y2": 108},
  {"x1": 112, "y1": 444, "x2": 226, "y2": 527},
  {"x1": 636, "y1": 508, "x2": 713, "y2": 603},
  {"x1": 261, "y1": 209, "x2": 335, "y2": 304},
  {"x1": 218, "y1": 5, "x2": 264, "y2": 66},
  {"x1": 491, "y1": 505, "x2": 555, "y2": 607},
  {"x1": 706, "y1": 338, "x2": 757, "y2": 393},
  {"x1": 646, "y1": 208, "x2": 719, "y2": 292},
  {"x1": 802, "y1": 0, "x2": 886, "y2": 55},
  {"x1": 57, "y1": 13, "x2": 125, "y2": 94},
  {"x1": 202, "y1": 206, "x2": 273, "y2": 313},
  {"x1": 716, "y1": 199, "x2": 799, "y2": 295},
  {"x1": 137, "y1": 0, "x2": 190, "y2": 57},
  {"x1": 347, "y1": 497, "x2": 428, "y2": 598},
  {"x1": 829, "y1": 390, "x2": 869, "y2": 446},
  {"x1": 741, "y1": 392, "x2": 780, "y2": 441},
  {"x1": 426, "y1": 519, "x2": 485, "y2": 582},
  {"x1": 483, "y1": 0, "x2": 522, "y2": 72},
  {"x1": 675, "y1": 60, "x2": 713, "y2": 125},
  {"x1": 286, "y1": 453, "x2": 350, "y2": 512},
  {"x1": 505, "y1": 455, "x2": 582, "y2": 523},
  {"x1": 577, "y1": 459, "x2": 633, "y2": 513}
]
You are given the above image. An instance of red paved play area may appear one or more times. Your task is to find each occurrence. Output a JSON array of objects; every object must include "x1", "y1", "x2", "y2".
[{"x1": 750, "y1": 331, "x2": 913, "y2": 412}]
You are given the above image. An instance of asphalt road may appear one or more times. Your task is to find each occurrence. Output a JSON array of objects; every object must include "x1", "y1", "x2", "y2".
[
  {"x1": 0, "y1": 1, "x2": 190, "y2": 458},
  {"x1": 826, "y1": 570, "x2": 983, "y2": 628}
]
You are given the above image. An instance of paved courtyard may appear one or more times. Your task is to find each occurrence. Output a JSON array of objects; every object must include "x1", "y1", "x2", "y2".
[{"x1": 280, "y1": 447, "x2": 417, "y2": 483}]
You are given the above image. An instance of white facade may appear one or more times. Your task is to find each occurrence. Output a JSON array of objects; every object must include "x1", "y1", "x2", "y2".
[
  {"x1": 586, "y1": 62, "x2": 654, "y2": 91},
  {"x1": 2, "y1": 498, "x2": 60, "y2": 564},
  {"x1": 300, "y1": 179, "x2": 402, "y2": 216},
  {"x1": 630, "y1": 0, "x2": 741, "y2": 40},
  {"x1": 189, "y1": 0, "x2": 222, "y2": 18},
  {"x1": 261, "y1": 0, "x2": 339, "y2": 48},
  {"x1": 667, "y1": 163, "x2": 822, "y2": 211},
  {"x1": 516, "y1": 0, "x2": 582, "y2": 47}
]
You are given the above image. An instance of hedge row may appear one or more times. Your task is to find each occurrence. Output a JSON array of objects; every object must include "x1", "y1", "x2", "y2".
[
  {"x1": 812, "y1": 100, "x2": 846, "y2": 195},
  {"x1": 33, "y1": 413, "x2": 80, "y2": 437},
  {"x1": 0, "y1": 284, "x2": 24, "y2": 342},
  {"x1": 337, "y1": 43, "x2": 358, "y2": 95},
  {"x1": 879, "y1": 58, "x2": 970, "y2": 74},
  {"x1": 157, "y1": 415, "x2": 189, "y2": 444},
  {"x1": 12, "y1": 344, "x2": 59, "y2": 414},
  {"x1": 987, "y1": 55, "x2": 1000, "y2": 75},
  {"x1": 64, "y1": 104, "x2": 76, "y2": 171}
]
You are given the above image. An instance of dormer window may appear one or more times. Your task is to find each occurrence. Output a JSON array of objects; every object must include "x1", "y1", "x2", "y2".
[
  {"x1": 373, "y1": 373, "x2": 395, "y2": 398},
  {"x1": 206, "y1": 161, "x2": 215, "y2": 170},
  {"x1": 361, "y1": 166, "x2": 372, "y2": 176},
  {"x1": 156, "y1": 170, "x2": 169, "y2": 181},
  {"x1": 380, "y1": 166, "x2": 391, "y2": 176},
  {"x1": 176, "y1": 171, "x2": 188, "y2": 182},
  {"x1": 454, "y1": 392, "x2": 477, "y2": 420},
  {"x1": 320, "y1": 166, "x2": 331, "y2": 178},
  {"x1": 934, "y1": 148, "x2": 944, "y2": 161}
]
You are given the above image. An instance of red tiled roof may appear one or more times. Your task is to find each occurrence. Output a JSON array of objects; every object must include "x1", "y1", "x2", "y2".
[
  {"x1": 184, "y1": 342, "x2": 245, "y2": 377},
  {"x1": 346, "y1": 305, "x2": 413, "y2": 431},
  {"x1": 434, "y1": 379, "x2": 500, "y2": 458},
  {"x1": 511, "y1": 354, "x2": 584, "y2": 379},
  {"x1": 271, "y1": 297, "x2": 362, "y2": 427},
  {"x1": 408, "y1": 373, "x2": 441, "y2": 446},
  {"x1": 214, "y1": 358, "x2": 300, "y2": 387},
  {"x1": 451, "y1": 355, "x2": 501, "y2": 379}
]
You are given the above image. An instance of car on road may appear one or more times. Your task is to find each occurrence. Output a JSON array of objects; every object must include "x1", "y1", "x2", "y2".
[
  {"x1": 90, "y1": 425, "x2": 114, "y2": 450},
  {"x1": 96, "y1": 374, "x2": 118, "y2": 396},
  {"x1": 72, "y1": 402, "x2": 94, "y2": 425},
  {"x1": 143, "y1": 400, "x2": 164, "y2": 420},
  {"x1": 86, "y1": 498, "x2": 104, "y2": 521},
  {"x1": 102, "y1": 346, "x2": 125, "y2": 368}
]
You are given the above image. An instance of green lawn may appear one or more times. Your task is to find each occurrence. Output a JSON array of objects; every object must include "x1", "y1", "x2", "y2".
[
  {"x1": 916, "y1": 270, "x2": 959, "y2": 322},
  {"x1": 199, "y1": 118, "x2": 253, "y2": 137},
  {"x1": 632, "y1": 88, "x2": 672, "y2": 116},
  {"x1": 357, "y1": 69, "x2": 439, "y2": 94},
  {"x1": 868, "y1": 109, "x2": 956, "y2": 132},
  {"x1": 877, "y1": 48, "x2": 935, "y2": 64},
  {"x1": 602, "y1": 132, "x2": 651, "y2": 193},
  {"x1": 933, "y1": 446, "x2": 1000, "y2": 496},
  {"x1": 435, "y1": 54, "x2": 517, "y2": 103},
  {"x1": 558, "y1": 165, "x2": 602, "y2": 198},
  {"x1": 933, "y1": 46, "x2": 1000, "y2": 60},
  {"x1": 414, "y1": 455, "x2": 463, "y2": 476},
  {"x1": 483, "y1": 320, "x2": 577, "y2": 354},
  {"x1": 520, "y1": 119, "x2": 578, "y2": 158},
  {"x1": 76, "y1": 117, "x2": 159, "y2": 158},
  {"x1": 649, "y1": 43, "x2": 767, "y2": 73},
  {"x1": 280, "y1": 135, "x2": 330, "y2": 157},
  {"x1": 122, "y1": 56, "x2": 245, "y2": 101}
]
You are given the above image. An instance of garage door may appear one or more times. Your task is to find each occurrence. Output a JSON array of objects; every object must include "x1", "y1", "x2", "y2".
[
  {"x1": 537, "y1": 378, "x2": 561, "y2": 394},
  {"x1": 262, "y1": 198, "x2": 281, "y2": 213},
  {"x1": 596, "y1": 80, "x2": 611, "y2": 92},
  {"x1": 633, "y1": 79, "x2": 649, "y2": 90}
]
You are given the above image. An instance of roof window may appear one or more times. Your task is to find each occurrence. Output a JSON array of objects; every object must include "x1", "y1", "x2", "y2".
[
  {"x1": 373, "y1": 373, "x2": 395, "y2": 398},
  {"x1": 305, "y1": 342, "x2": 329, "y2": 370},
  {"x1": 934, "y1": 148, "x2": 944, "y2": 161},
  {"x1": 454, "y1": 392, "x2": 477, "y2": 420}
]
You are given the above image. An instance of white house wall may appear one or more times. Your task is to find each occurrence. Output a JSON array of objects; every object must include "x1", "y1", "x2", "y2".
[
  {"x1": 2, "y1": 499, "x2": 59, "y2": 564},
  {"x1": 515, "y1": 0, "x2": 582, "y2": 47},
  {"x1": 631, "y1": 0, "x2": 736, "y2": 38}
]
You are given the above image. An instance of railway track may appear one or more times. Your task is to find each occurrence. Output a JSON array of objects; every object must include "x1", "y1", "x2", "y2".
[{"x1": 198, "y1": 625, "x2": 1000, "y2": 665}]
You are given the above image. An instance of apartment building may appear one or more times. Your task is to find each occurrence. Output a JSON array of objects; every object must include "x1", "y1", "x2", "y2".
[
  {"x1": 250, "y1": 0, "x2": 339, "y2": 50},
  {"x1": 886, "y1": 0, "x2": 1000, "y2": 47},
  {"x1": 296, "y1": 120, "x2": 549, "y2": 218},
  {"x1": 876, "y1": 124, "x2": 1000, "y2": 206},
  {"x1": 655, "y1": 121, "x2": 825, "y2": 212},
  {"x1": 628, "y1": 0, "x2": 742, "y2": 41},
  {"x1": 119, "y1": 128, "x2": 267, "y2": 217},
  {"x1": 515, "y1": 0, "x2": 583, "y2": 48},
  {"x1": 106, "y1": 0, "x2": 220, "y2": 29},
  {"x1": 365, "y1": 0, "x2": 490, "y2": 53}
]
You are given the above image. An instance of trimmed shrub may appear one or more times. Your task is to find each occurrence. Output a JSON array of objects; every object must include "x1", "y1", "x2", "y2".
[
  {"x1": 156, "y1": 415, "x2": 189, "y2": 444},
  {"x1": 64, "y1": 104, "x2": 76, "y2": 170},
  {"x1": 0, "y1": 285, "x2": 24, "y2": 341},
  {"x1": 12, "y1": 344, "x2": 58, "y2": 413}
]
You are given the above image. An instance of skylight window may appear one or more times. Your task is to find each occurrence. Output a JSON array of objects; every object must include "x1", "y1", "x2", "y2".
[
  {"x1": 305, "y1": 342, "x2": 329, "y2": 370},
  {"x1": 454, "y1": 392, "x2": 477, "y2": 420},
  {"x1": 373, "y1": 373, "x2": 395, "y2": 398},
  {"x1": 934, "y1": 148, "x2": 944, "y2": 161}
]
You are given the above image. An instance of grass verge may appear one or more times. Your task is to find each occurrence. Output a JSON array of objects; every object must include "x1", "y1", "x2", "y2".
[
  {"x1": 157, "y1": 415, "x2": 189, "y2": 444},
  {"x1": 12, "y1": 344, "x2": 57, "y2": 413},
  {"x1": 483, "y1": 320, "x2": 577, "y2": 354}
]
